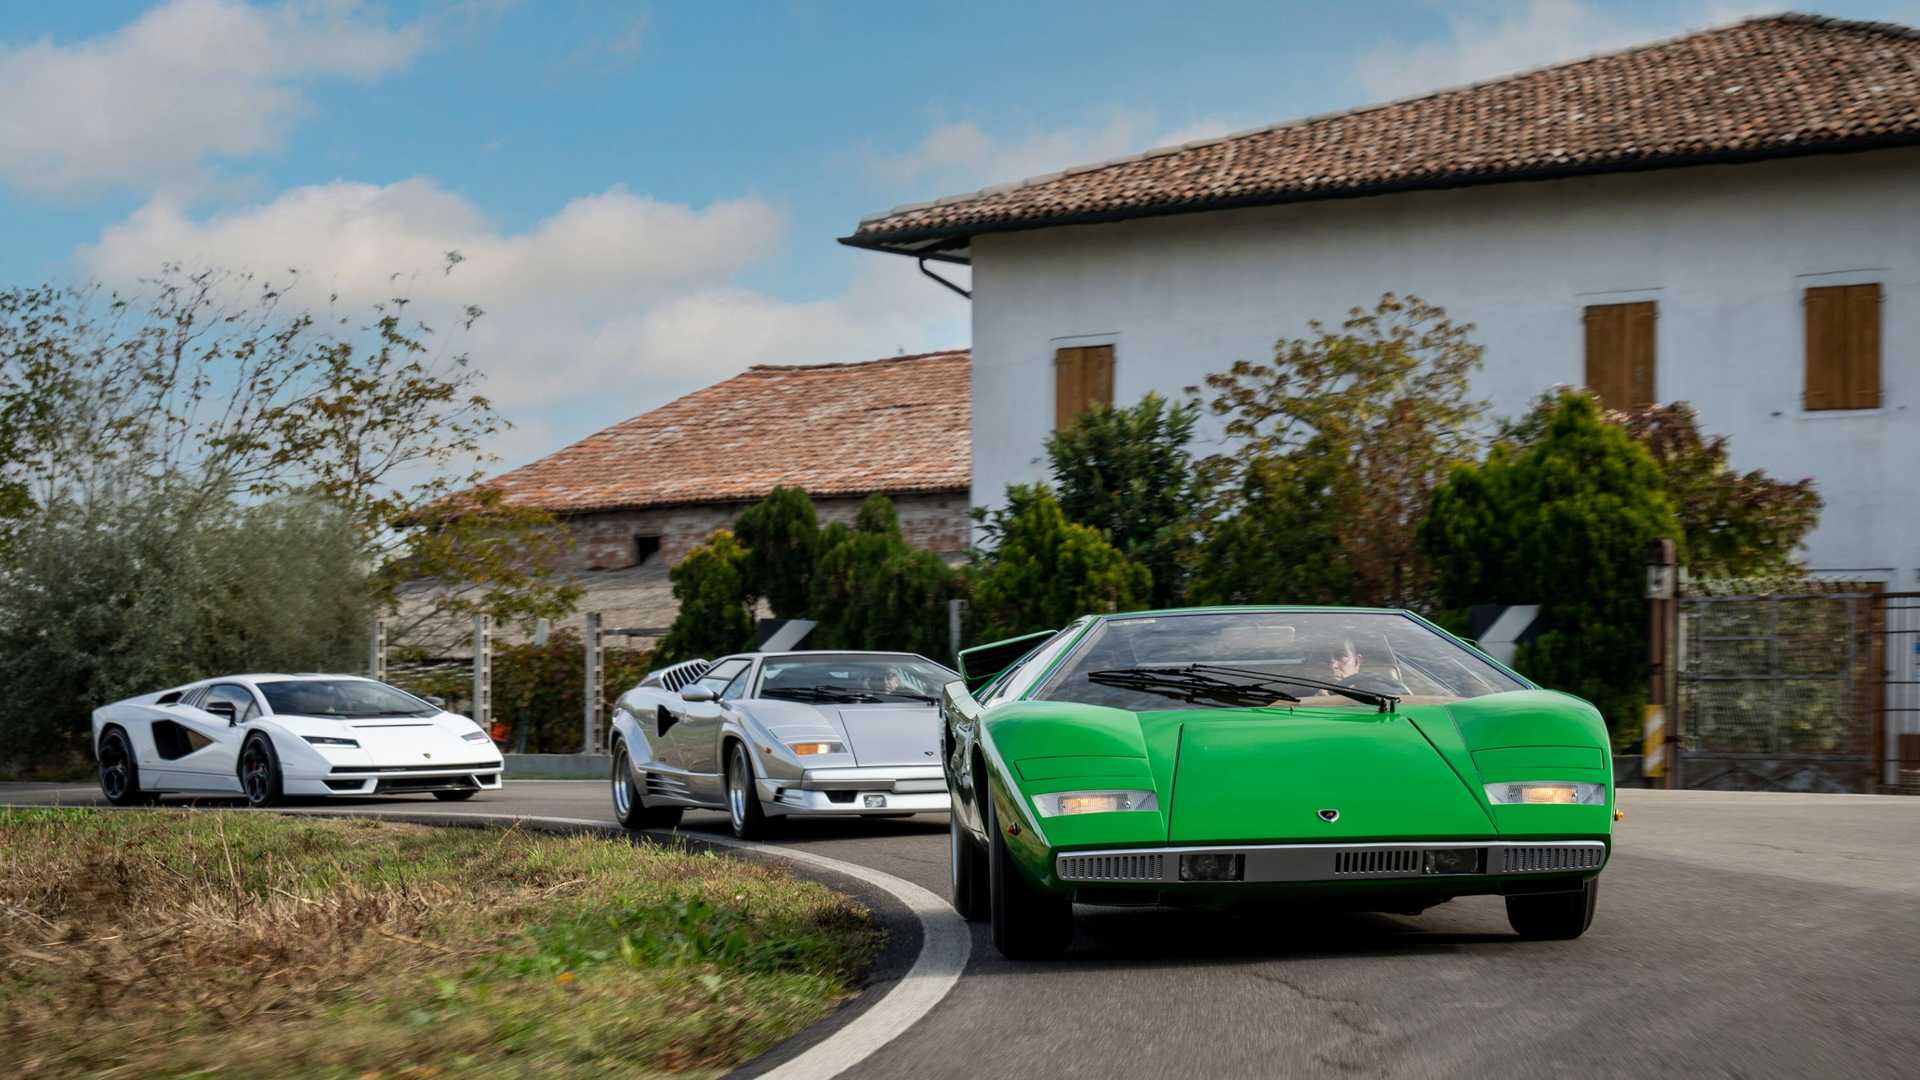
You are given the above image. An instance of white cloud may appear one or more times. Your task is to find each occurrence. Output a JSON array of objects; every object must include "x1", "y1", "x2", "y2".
[
  {"x1": 870, "y1": 108, "x2": 1237, "y2": 195},
  {"x1": 77, "y1": 178, "x2": 970, "y2": 463},
  {"x1": 0, "y1": 0, "x2": 422, "y2": 198},
  {"x1": 1354, "y1": 0, "x2": 1771, "y2": 102}
]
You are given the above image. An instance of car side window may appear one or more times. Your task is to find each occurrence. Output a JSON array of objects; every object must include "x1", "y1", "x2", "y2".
[
  {"x1": 719, "y1": 666, "x2": 752, "y2": 701},
  {"x1": 204, "y1": 684, "x2": 261, "y2": 722},
  {"x1": 694, "y1": 659, "x2": 749, "y2": 696}
]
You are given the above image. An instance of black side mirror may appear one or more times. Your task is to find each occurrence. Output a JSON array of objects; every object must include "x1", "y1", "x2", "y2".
[{"x1": 206, "y1": 701, "x2": 238, "y2": 726}]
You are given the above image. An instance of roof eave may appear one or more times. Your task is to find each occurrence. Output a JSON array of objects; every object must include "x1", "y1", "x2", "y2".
[{"x1": 845, "y1": 134, "x2": 1920, "y2": 254}]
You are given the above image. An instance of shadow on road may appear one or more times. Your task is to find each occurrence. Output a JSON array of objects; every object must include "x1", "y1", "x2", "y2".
[{"x1": 1064, "y1": 903, "x2": 1517, "y2": 965}]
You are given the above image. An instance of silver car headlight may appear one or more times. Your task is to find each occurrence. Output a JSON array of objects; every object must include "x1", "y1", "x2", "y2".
[
  {"x1": 1484, "y1": 781, "x2": 1605, "y2": 805},
  {"x1": 1032, "y1": 790, "x2": 1159, "y2": 817},
  {"x1": 304, "y1": 736, "x2": 359, "y2": 748}
]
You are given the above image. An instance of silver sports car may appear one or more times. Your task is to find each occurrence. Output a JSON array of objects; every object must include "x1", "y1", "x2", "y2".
[{"x1": 608, "y1": 651, "x2": 956, "y2": 838}]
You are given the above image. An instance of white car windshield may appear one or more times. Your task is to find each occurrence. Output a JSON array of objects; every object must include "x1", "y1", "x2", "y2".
[
  {"x1": 259, "y1": 679, "x2": 439, "y2": 719},
  {"x1": 757, "y1": 655, "x2": 957, "y2": 704},
  {"x1": 1035, "y1": 611, "x2": 1525, "y2": 711}
]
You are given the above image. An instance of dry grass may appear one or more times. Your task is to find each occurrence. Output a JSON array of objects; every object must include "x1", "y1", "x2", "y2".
[{"x1": 0, "y1": 808, "x2": 881, "y2": 1079}]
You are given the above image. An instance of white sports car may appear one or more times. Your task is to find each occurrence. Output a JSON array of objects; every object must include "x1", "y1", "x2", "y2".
[
  {"x1": 610, "y1": 651, "x2": 956, "y2": 838},
  {"x1": 91, "y1": 674, "x2": 504, "y2": 807}
]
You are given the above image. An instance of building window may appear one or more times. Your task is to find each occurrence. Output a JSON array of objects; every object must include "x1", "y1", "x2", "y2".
[
  {"x1": 634, "y1": 534, "x2": 662, "y2": 566},
  {"x1": 1804, "y1": 283, "x2": 1881, "y2": 411},
  {"x1": 1054, "y1": 344, "x2": 1114, "y2": 429},
  {"x1": 1582, "y1": 301, "x2": 1656, "y2": 410}
]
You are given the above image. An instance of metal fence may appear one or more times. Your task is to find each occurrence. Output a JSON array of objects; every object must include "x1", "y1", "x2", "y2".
[
  {"x1": 1676, "y1": 586, "x2": 1879, "y2": 792},
  {"x1": 1876, "y1": 592, "x2": 1920, "y2": 793}
]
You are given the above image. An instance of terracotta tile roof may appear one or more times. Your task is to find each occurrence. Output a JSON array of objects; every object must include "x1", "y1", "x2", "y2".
[
  {"x1": 845, "y1": 14, "x2": 1920, "y2": 255},
  {"x1": 484, "y1": 350, "x2": 970, "y2": 514}
]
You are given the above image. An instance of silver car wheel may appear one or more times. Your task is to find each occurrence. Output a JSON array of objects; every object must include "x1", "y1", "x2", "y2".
[
  {"x1": 612, "y1": 746, "x2": 634, "y2": 817},
  {"x1": 727, "y1": 744, "x2": 750, "y2": 830}
]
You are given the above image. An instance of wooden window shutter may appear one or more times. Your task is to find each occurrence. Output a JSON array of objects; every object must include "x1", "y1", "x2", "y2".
[
  {"x1": 1806, "y1": 284, "x2": 1882, "y2": 411},
  {"x1": 1584, "y1": 302, "x2": 1655, "y2": 409},
  {"x1": 1845, "y1": 283, "x2": 1882, "y2": 409},
  {"x1": 1054, "y1": 345, "x2": 1114, "y2": 428}
]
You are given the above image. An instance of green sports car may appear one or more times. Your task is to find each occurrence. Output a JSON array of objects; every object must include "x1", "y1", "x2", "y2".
[{"x1": 942, "y1": 606, "x2": 1614, "y2": 959}]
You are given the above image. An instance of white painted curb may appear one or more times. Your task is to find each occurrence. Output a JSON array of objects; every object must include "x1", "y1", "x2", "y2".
[{"x1": 279, "y1": 807, "x2": 970, "y2": 1080}]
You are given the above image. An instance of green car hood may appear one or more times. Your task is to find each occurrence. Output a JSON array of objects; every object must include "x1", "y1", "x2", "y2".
[{"x1": 1165, "y1": 705, "x2": 1495, "y2": 844}]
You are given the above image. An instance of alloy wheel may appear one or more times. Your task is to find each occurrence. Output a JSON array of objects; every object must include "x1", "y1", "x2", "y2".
[
  {"x1": 242, "y1": 743, "x2": 271, "y2": 805},
  {"x1": 612, "y1": 748, "x2": 634, "y2": 817},
  {"x1": 727, "y1": 745, "x2": 749, "y2": 830},
  {"x1": 99, "y1": 733, "x2": 130, "y2": 801}
]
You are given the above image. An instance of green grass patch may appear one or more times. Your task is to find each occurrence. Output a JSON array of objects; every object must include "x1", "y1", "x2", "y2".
[{"x1": 0, "y1": 807, "x2": 881, "y2": 1078}]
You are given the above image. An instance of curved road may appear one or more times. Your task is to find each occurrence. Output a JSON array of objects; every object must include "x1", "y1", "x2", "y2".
[{"x1": 7, "y1": 781, "x2": 1918, "y2": 1078}]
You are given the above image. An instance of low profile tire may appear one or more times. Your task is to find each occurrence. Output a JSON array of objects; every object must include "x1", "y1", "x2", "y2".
[
  {"x1": 432, "y1": 790, "x2": 478, "y2": 801},
  {"x1": 950, "y1": 806, "x2": 989, "y2": 921},
  {"x1": 986, "y1": 788, "x2": 1072, "y2": 959},
  {"x1": 725, "y1": 741, "x2": 773, "y2": 840},
  {"x1": 1506, "y1": 877, "x2": 1599, "y2": 940},
  {"x1": 611, "y1": 739, "x2": 683, "y2": 830},
  {"x1": 238, "y1": 734, "x2": 285, "y2": 808},
  {"x1": 97, "y1": 727, "x2": 159, "y2": 807}
]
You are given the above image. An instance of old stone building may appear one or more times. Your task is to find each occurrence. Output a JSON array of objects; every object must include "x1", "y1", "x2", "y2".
[{"x1": 483, "y1": 349, "x2": 971, "y2": 641}]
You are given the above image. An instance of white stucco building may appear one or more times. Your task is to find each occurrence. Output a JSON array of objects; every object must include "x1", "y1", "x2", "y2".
[
  {"x1": 846, "y1": 14, "x2": 1920, "y2": 591},
  {"x1": 845, "y1": 14, "x2": 1920, "y2": 787}
]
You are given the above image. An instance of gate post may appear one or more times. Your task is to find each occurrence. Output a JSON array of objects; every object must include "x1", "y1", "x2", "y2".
[
  {"x1": 583, "y1": 611, "x2": 604, "y2": 754},
  {"x1": 472, "y1": 614, "x2": 492, "y2": 733},
  {"x1": 368, "y1": 615, "x2": 387, "y2": 682},
  {"x1": 1645, "y1": 539, "x2": 1679, "y2": 789}
]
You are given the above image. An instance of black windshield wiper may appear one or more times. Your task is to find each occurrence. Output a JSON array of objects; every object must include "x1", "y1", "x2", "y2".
[
  {"x1": 1187, "y1": 665, "x2": 1399, "y2": 713},
  {"x1": 858, "y1": 689, "x2": 938, "y2": 703},
  {"x1": 1087, "y1": 667, "x2": 1301, "y2": 708},
  {"x1": 765, "y1": 686, "x2": 884, "y2": 704}
]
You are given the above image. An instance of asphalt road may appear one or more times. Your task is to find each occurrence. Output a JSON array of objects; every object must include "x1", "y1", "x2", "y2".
[{"x1": 8, "y1": 781, "x2": 1918, "y2": 1079}]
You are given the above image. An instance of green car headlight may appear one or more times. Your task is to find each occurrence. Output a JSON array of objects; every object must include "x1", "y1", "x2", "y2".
[
  {"x1": 1484, "y1": 781, "x2": 1605, "y2": 806},
  {"x1": 1032, "y1": 790, "x2": 1158, "y2": 817}
]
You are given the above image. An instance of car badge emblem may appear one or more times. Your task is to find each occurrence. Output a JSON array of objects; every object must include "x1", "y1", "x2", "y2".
[
  {"x1": 1317, "y1": 808, "x2": 1340, "y2": 823},
  {"x1": 423, "y1": 752, "x2": 432, "y2": 759}
]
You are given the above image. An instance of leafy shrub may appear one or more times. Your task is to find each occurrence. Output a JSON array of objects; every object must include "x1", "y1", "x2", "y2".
[
  {"x1": 652, "y1": 530, "x2": 755, "y2": 668},
  {"x1": 733, "y1": 486, "x2": 820, "y2": 618},
  {"x1": 809, "y1": 495, "x2": 961, "y2": 658},
  {"x1": 970, "y1": 485, "x2": 1151, "y2": 642},
  {"x1": 1423, "y1": 391, "x2": 1679, "y2": 737},
  {"x1": 1044, "y1": 393, "x2": 1198, "y2": 606},
  {"x1": 489, "y1": 629, "x2": 652, "y2": 753}
]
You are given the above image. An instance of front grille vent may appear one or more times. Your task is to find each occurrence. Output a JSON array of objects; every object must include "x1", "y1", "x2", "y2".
[
  {"x1": 1502, "y1": 845, "x2": 1605, "y2": 873},
  {"x1": 1332, "y1": 848, "x2": 1422, "y2": 876},
  {"x1": 1057, "y1": 853, "x2": 1165, "y2": 883}
]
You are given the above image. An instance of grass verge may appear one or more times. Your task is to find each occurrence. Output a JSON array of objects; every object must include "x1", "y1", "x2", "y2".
[{"x1": 0, "y1": 807, "x2": 881, "y2": 1078}]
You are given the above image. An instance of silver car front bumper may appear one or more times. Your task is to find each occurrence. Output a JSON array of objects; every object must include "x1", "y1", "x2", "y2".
[{"x1": 760, "y1": 764, "x2": 950, "y2": 816}]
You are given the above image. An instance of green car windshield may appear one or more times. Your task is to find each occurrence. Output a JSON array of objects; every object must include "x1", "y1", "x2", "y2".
[{"x1": 1034, "y1": 611, "x2": 1525, "y2": 711}]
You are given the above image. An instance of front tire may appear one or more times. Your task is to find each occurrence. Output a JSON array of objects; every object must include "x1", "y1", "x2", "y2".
[
  {"x1": 97, "y1": 728, "x2": 159, "y2": 807},
  {"x1": 612, "y1": 739, "x2": 683, "y2": 830},
  {"x1": 239, "y1": 734, "x2": 284, "y2": 808},
  {"x1": 986, "y1": 787, "x2": 1072, "y2": 959},
  {"x1": 725, "y1": 741, "x2": 772, "y2": 840},
  {"x1": 950, "y1": 807, "x2": 988, "y2": 920},
  {"x1": 432, "y1": 790, "x2": 478, "y2": 801},
  {"x1": 1506, "y1": 878, "x2": 1599, "y2": 940}
]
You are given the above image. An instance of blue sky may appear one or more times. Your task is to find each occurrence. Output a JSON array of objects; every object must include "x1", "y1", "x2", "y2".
[{"x1": 4, "y1": 0, "x2": 1917, "y2": 468}]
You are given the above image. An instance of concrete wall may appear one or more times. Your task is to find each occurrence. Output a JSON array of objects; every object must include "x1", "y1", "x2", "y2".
[{"x1": 969, "y1": 148, "x2": 1920, "y2": 590}]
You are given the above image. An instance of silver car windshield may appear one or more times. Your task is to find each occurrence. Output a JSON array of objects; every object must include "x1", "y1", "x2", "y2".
[
  {"x1": 259, "y1": 679, "x2": 439, "y2": 719},
  {"x1": 1035, "y1": 611, "x2": 1525, "y2": 711},
  {"x1": 757, "y1": 655, "x2": 958, "y2": 705}
]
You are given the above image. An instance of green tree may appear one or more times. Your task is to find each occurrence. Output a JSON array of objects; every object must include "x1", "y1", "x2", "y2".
[
  {"x1": 653, "y1": 530, "x2": 756, "y2": 667},
  {"x1": 1422, "y1": 391, "x2": 1679, "y2": 738},
  {"x1": 970, "y1": 485, "x2": 1151, "y2": 641},
  {"x1": 1501, "y1": 395, "x2": 1821, "y2": 581},
  {"x1": 810, "y1": 495, "x2": 961, "y2": 658},
  {"x1": 1045, "y1": 392, "x2": 1197, "y2": 606},
  {"x1": 734, "y1": 486, "x2": 821, "y2": 618},
  {"x1": 0, "y1": 496, "x2": 372, "y2": 774},
  {"x1": 1187, "y1": 442, "x2": 1358, "y2": 605},
  {"x1": 1191, "y1": 293, "x2": 1487, "y2": 607}
]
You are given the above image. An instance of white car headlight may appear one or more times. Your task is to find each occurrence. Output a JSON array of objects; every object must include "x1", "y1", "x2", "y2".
[
  {"x1": 1484, "y1": 781, "x2": 1605, "y2": 806},
  {"x1": 1033, "y1": 790, "x2": 1159, "y2": 817},
  {"x1": 462, "y1": 730, "x2": 491, "y2": 742},
  {"x1": 304, "y1": 736, "x2": 359, "y2": 748}
]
